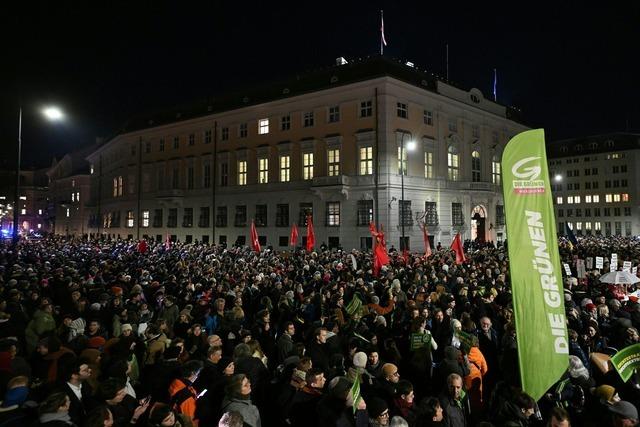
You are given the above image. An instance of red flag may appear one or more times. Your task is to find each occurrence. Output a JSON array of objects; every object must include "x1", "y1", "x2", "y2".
[
  {"x1": 420, "y1": 223, "x2": 432, "y2": 257},
  {"x1": 306, "y1": 216, "x2": 315, "y2": 252},
  {"x1": 450, "y1": 232, "x2": 467, "y2": 264},
  {"x1": 137, "y1": 240, "x2": 148, "y2": 254},
  {"x1": 165, "y1": 232, "x2": 171, "y2": 250},
  {"x1": 369, "y1": 222, "x2": 389, "y2": 276},
  {"x1": 250, "y1": 220, "x2": 261, "y2": 252},
  {"x1": 290, "y1": 223, "x2": 299, "y2": 247}
]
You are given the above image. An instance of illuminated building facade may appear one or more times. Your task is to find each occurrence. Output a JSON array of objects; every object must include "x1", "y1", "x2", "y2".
[{"x1": 84, "y1": 56, "x2": 527, "y2": 250}]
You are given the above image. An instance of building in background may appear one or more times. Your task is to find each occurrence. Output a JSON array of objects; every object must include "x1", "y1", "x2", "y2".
[
  {"x1": 84, "y1": 56, "x2": 527, "y2": 250},
  {"x1": 47, "y1": 145, "x2": 95, "y2": 236},
  {"x1": 548, "y1": 133, "x2": 640, "y2": 237},
  {"x1": 0, "y1": 167, "x2": 50, "y2": 237}
]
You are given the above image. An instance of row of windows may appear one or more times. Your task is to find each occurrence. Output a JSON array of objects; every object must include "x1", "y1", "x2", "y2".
[
  {"x1": 111, "y1": 147, "x2": 503, "y2": 196},
  {"x1": 558, "y1": 207, "x2": 632, "y2": 218},
  {"x1": 556, "y1": 194, "x2": 630, "y2": 205},
  {"x1": 560, "y1": 221, "x2": 632, "y2": 236},
  {"x1": 100, "y1": 201, "x2": 505, "y2": 231},
  {"x1": 555, "y1": 164, "x2": 627, "y2": 179}
]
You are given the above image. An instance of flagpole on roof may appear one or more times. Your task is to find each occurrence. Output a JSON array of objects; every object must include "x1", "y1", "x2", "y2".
[
  {"x1": 380, "y1": 10, "x2": 387, "y2": 55},
  {"x1": 493, "y1": 68, "x2": 497, "y2": 101}
]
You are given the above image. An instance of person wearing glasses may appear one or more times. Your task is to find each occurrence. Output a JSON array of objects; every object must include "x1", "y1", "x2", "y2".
[{"x1": 368, "y1": 397, "x2": 390, "y2": 427}]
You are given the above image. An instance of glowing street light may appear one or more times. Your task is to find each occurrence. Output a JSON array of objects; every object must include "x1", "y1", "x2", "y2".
[
  {"x1": 554, "y1": 174, "x2": 562, "y2": 182},
  {"x1": 43, "y1": 106, "x2": 64, "y2": 121},
  {"x1": 13, "y1": 105, "x2": 65, "y2": 244}
]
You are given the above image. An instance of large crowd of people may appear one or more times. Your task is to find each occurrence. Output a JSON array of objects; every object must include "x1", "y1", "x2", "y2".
[{"x1": 0, "y1": 234, "x2": 639, "y2": 427}]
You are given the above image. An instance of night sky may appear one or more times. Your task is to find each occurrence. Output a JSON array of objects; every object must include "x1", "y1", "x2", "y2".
[{"x1": 3, "y1": 2, "x2": 639, "y2": 168}]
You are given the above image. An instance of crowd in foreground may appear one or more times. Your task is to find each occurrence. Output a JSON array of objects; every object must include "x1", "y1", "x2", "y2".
[{"x1": 0, "y1": 234, "x2": 639, "y2": 427}]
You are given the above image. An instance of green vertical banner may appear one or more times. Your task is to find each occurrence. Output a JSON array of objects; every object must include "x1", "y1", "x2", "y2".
[{"x1": 502, "y1": 129, "x2": 569, "y2": 401}]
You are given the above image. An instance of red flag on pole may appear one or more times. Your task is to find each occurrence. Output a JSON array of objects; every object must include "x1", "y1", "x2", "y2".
[
  {"x1": 369, "y1": 222, "x2": 389, "y2": 276},
  {"x1": 137, "y1": 239, "x2": 148, "y2": 254},
  {"x1": 305, "y1": 216, "x2": 315, "y2": 252},
  {"x1": 450, "y1": 232, "x2": 466, "y2": 264},
  {"x1": 290, "y1": 223, "x2": 299, "y2": 247},
  {"x1": 420, "y1": 223, "x2": 432, "y2": 257},
  {"x1": 250, "y1": 220, "x2": 261, "y2": 252}
]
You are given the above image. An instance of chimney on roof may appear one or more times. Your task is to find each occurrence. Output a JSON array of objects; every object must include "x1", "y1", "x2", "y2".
[{"x1": 336, "y1": 57, "x2": 348, "y2": 65}]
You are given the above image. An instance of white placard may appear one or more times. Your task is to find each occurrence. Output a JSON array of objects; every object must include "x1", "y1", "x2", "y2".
[
  {"x1": 595, "y1": 256, "x2": 604, "y2": 269},
  {"x1": 611, "y1": 253, "x2": 618, "y2": 272},
  {"x1": 633, "y1": 266, "x2": 638, "y2": 275},
  {"x1": 563, "y1": 263, "x2": 572, "y2": 276},
  {"x1": 577, "y1": 259, "x2": 586, "y2": 278},
  {"x1": 586, "y1": 257, "x2": 593, "y2": 270},
  {"x1": 623, "y1": 261, "x2": 632, "y2": 272}
]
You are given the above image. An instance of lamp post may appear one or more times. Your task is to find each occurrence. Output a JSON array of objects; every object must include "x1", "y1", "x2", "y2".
[
  {"x1": 13, "y1": 106, "x2": 64, "y2": 245},
  {"x1": 399, "y1": 133, "x2": 416, "y2": 251}
]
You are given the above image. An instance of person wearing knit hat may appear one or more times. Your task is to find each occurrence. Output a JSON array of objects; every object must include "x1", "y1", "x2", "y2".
[
  {"x1": 121, "y1": 324, "x2": 133, "y2": 336},
  {"x1": 353, "y1": 351, "x2": 367, "y2": 370}
]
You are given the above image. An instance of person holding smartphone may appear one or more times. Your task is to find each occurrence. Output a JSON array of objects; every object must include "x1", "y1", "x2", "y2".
[{"x1": 168, "y1": 360, "x2": 203, "y2": 426}]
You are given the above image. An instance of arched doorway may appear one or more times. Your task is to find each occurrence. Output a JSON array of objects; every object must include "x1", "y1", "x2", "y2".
[{"x1": 471, "y1": 205, "x2": 486, "y2": 243}]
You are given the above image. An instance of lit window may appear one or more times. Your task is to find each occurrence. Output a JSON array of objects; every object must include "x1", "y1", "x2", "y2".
[
  {"x1": 118, "y1": 176, "x2": 123, "y2": 196},
  {"x1": 238, "y1": 161, "x2": 247, "y2": 185},
  {"x1": 622, "y1": 193, "x2": 630, "y2": 202},
  {"x1": 574, "y1": 196, "x2": 581, "y2": 204},
  {"x1": 593, "y1": 195, "x2": 600, "y2": 203},
  {"x1": 37, "y1": 223, "x2": 42, "y2": 229},
  {"x1": 259, "y1": 158, "x2": 269, "y2": 184},
  {"x1": 90, "y1": 164, "x2": 94, "y2": 174},
  {"x1": 72, "y1": 193, "x2": 75, "y2": 202},
  {"x1": 21, "y1": 209, "x2": 26, "y2": 215},
  {"x1": 328, "y1": 149, "x2": 340, "y2": 176},
  {"x1": 38, "y1": 209, "x2": 42, "y2": 215},
  {"x1": 279, "y1": 156, "x2": 291, "y2": 182},
  {"x1": 567, "y1": 196, "x2": 574, "y2": 204},
  {"x1": 126, "y1": 210, "x2": 134, "y2": 228},
  {"x1": 76, "y1": 192, "x2": 80, "y2": 203},
  {"x1": 142, "y1": 210, "x2": 150, "y2": 227},
  {"x1": 585, "y1": 195, "x2": 592, "y2": 203},
  {"x1": 19, "y1": 196, "x2": 26, "y2": 200},
  {"x1": 613, "y1": 194, "x2": 621, "y2": 202},
  {"x1": 447, "y1": 146, "x2": 459, "y2": 181},
  {"x1": 471, "y1": 151, "x2": 481, "y2": 182},
  {"x1": 556, "y1": 197, "x2": 563, "y2": 205},
  {"x1": 360, "y1": 147, "x2": 373, "y2": 175},
  {"x1": 326, "y1": 202, "x2": 340, "y2": 226},
  {"x1": 424, "y1": 151, "x2": 433, "y2": 179},
  {"x1": 606, "y1": 194, "x2": 613, "y2": 203},
  {"x1": 576, "y1": 222, "x2": 582, "y2": 231},
  {"x1": 492, "y1": 156, "x2": 501, "y2": 185},
  {"x1": 258, "y1": 119, "x2": 269, "y2": 135},
  {"x1": 585, "y1": 222, "x2": 592, "y2": 230},
  {"x1": 66, "y1": 208, "x2": 70, "y2": 218},
  {"x1": 303, "y1": 153, "x2": 314, "y2": 180},
  {"x1": 595, "y1": 222, "x2": 601, "y2": 230}
]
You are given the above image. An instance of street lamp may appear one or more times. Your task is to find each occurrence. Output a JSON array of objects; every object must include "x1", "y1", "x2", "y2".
[
  {"x1": 400, "y1": 133, "x2": 416, "y2": 251},
  {"x1": 554, "y1": 174, "x2": 562, "y2": 182},
  {"x1": 13, "y1": 106, "x2": 65, "y2": 244}
]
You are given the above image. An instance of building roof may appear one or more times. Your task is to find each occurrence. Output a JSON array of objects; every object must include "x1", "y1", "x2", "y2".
[
  {"x1": 115, "y1": 55, "x2": 525, "y2": 135},
  {"x1": 546, "y1": 133, "x2": 640, "y2": 158}
]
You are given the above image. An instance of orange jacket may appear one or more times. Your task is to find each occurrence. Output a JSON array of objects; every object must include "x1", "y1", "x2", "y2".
[
  {"x1": 168, "y1": 378, "x2": 198, "y2": 425},
  {"x1": 464, "y1": 346, "x2": 488, "y2": 402}
]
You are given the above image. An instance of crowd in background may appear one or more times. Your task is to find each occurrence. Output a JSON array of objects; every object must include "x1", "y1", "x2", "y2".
[{"x1": 0, "y1": 234, "x2": 639, "y2": 427}]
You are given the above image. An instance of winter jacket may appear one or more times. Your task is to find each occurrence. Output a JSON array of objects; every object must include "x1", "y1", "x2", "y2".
[{"x1": 220, "y1": 397, "x2": 261, "y2": 427}]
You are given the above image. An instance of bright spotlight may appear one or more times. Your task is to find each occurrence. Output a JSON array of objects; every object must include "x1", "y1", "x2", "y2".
[{"x1": 43, "y1": 107, "x2": 64, "y2": 121}]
